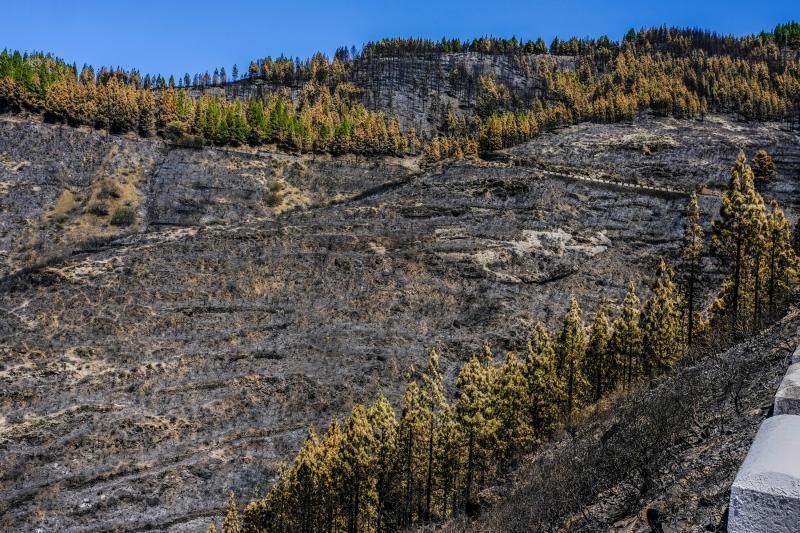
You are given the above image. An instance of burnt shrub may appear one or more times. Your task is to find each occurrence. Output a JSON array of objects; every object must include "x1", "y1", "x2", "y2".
[
  {"x1": 86, "y1": 202, "x2": 109, "y2": 217},
  {"x1": 110, "y1": 206, "x2": 135, "y2": 226}
]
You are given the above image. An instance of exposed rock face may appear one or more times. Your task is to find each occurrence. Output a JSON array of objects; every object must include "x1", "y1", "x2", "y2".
[{"x1": 1, "y1": 114, "x2": 798, "y2": 531}]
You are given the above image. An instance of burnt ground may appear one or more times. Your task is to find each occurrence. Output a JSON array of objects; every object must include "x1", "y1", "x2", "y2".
[{"x1": 0, "y1": 114, "x2": 798, "y2": 531}]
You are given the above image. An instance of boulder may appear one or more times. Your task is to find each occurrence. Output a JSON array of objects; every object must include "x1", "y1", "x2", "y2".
[
  {"x1": 728, "y1": 415, "x2": 800, "y2": 533},
  {"x1": 774, "y1": 362, "x2": 800, "y2": 416},
  {"x1": 792, "y1": 344, "x2": 800, "y2": 364}
]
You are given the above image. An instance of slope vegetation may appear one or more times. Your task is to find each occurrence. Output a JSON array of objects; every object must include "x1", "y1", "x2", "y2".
[{"x1": 454, "y1": 306, "x2": 799, "y2": 532}]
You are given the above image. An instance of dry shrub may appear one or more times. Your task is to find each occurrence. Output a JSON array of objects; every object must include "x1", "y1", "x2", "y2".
[{"x1": 110, "y1": 206, "x2": 135, "y2": 226}]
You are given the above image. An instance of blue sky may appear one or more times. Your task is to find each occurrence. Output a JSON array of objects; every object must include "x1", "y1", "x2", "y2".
[{"x1": 2, "y1": 1, "x2": 797, "y2": 78}]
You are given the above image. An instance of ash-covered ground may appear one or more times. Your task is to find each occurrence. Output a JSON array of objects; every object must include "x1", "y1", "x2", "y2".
[{"x1": 1, "y1": 114, "x2": 798, "y2": 531}]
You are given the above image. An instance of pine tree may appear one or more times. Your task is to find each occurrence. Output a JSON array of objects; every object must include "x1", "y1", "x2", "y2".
[
  {"x1": 318, "y1": 419, "x2": 345, "y2": 531},
  {"x1": 682, "y1": 192, "x2": 704, "y2": 347},
  {"x1": 366, "y1": 394, "x2": 399, "y2": 532},
  {"x1": 434, "y1": 400, "x2": 460, "y2": 520},
  {"x1": 525, "y1": 323, "x2": 563, "y2": 437},
  {"x1": 158, "y1": 87, "x2": 178, "y2": 127},
  {"x1": 288, "y1": 428, "x2": 323, "y2": 531},
  {"x1": 712, "y1": 152, "x2": 749, "y2": 336},
  {"x1": 641, "y1": 259, "x2": 685, "y2": 379},
  {"x1": 241, "y1": 463, "x2": 291, "y2": 531},
  {"x1": 711, "y1": 151, "x2": 771, "y2": 337},
  {"x1": 711, "y1": 152, "x2": 769, "y2": 337},
  {"x1": 224, "y1": 100, "x2": 250, "y2": 146},
  {"x1": 479, "y1": 341, "x2": 500, "y2": 478},
  {"x1": 396, "y1": 380, "x2": 426, "y2": 527},
  {"x1": 454, "y1": 355, "x2": 491, "y2": 507},
  {"x1": 249, "y1": 62, "x2": 260, "y2": 80},
  {"x1": 221, "y1": 492, "x2": 240, "y2": 533},
  {"x1": 136, "y1": 89, "x2": 156, "y2": 137},
  {"x1": 744, "y1": 172, "x2": 768, "y2": 332},
  {"x1": 751, "y1": 149, "x2": 777, "y2": 192},
  {"x1": 558, "y1": 296, "x2": 588, "y2": 419},
  {"x1": 341, "y1": 404, "x2": 378, "y2": 533},
  {"x1": 419, "y1": 349, "x2": 448, "y2": 522},
  {"x1": 585, "y1": 306, "x2": 611, "y2": 402},
  {"x1": 246, "y1": 98, "x2": 268, "y2": 144},
  {"x1": 765, "y1": 200, "x2": 795, "y2": 319},
  {"x1": 611, "y1": 281, "x2": 642, "y2": 390},
  {"x1": 494, "y1": 351, "x2": 533, "y2": 461}
]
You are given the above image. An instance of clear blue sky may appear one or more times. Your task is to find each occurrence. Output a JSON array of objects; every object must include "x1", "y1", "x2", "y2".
[{"x1": 2, "y1": 1, "x2": 797, "y2": 78}]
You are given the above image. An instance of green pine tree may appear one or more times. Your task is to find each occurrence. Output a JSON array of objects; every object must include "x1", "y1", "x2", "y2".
[
  {"x1": 641, "y1": 259, "x2": 685, "y2": 379},
  {"x1": 455, "y1": 355, "x2": 491, "y2": 507},
  {"x1": 558, "y1": 296, "x2": 588, "y2": 419},
  {"x1": 494, "y1": 351, "x2": 533, "y2": 460},
  {"x1": 221, "y1": 492, "x2": 240, "y2": 533},
  {"x1": 682, "y1": 192, "x2": 704, "y2": 347},
  {"x1": 585, "y1": 306, "x2": 611, "y2": 402},
  {"x1": 525, "y1": 323, "x2": 563, "y2": 437},
  {"x1": 611, "y1": 281, "x2": 642, "y2": 390}
]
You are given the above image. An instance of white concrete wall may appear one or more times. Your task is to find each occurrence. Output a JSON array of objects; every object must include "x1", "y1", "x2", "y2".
[
  {"x1": 774, "y1": 362, "x2": 800, "y2": 416},
  {"x1": 728, "y1": 415, "x2": 800, "y2": 533}
]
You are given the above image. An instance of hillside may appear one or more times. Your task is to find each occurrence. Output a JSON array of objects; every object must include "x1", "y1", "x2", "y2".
[
  {"x1": 450, "y1": 305, "x2": 800, "y2": 532},
  {"x1": 1, "y1": 111, "x2": 798, "y2": 531},
  {"x1": 3, "y1": 23, "x2": 800, "y2": 159}
]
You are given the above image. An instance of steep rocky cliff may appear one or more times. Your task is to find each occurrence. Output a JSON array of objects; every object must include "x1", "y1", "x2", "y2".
[{"x1": 0, "y1": 113, "x2": 798, "y2": 531}]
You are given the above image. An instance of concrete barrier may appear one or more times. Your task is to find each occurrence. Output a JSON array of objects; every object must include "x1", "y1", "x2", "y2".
[
  {"x1": 774, "y1": 362, "x2": 800, "y2": 416},
  {"x1": 728, "y1": 415, "x2": 800, "y2": 533}
]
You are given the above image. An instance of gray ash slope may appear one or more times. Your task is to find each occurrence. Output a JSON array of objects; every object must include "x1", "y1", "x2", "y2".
[{"x1": 0, "y1": 114, "x2": 798, "y2": 531}]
